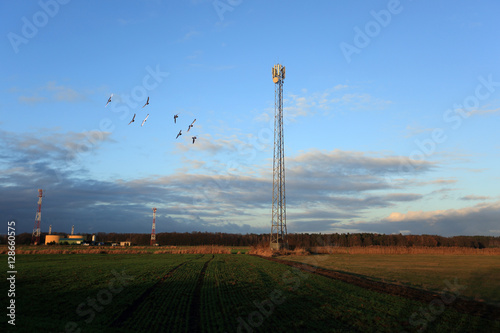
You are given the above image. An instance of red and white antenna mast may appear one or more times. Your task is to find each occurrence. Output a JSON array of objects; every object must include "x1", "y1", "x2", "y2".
[
  {"x1": 32, "y1": 189, "x2": 43, "y2": 245},
  {"x1": 150, "y1": 208, "x2": 157, "y2": 246}
]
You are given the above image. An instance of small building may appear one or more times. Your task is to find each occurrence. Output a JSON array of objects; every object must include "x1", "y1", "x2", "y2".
[
  {"x1": 45, "y1": 233, "x2": 87, "y2": 245},
  {"x1": 120, "y1": 241, "x2": 131, "y2": 246},
  {"x1": 59, "y1": 237, "x2": 85, "y2": 245}
]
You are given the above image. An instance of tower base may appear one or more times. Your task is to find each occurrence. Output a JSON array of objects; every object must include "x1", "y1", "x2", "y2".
[{"x1": 270, "y1": 242, "x2": 288, "y2": 250}]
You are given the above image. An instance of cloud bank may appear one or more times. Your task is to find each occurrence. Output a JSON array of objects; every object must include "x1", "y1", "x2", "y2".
[{"x1": 0, "y1": 129, "x2": 496, "y2": 236}]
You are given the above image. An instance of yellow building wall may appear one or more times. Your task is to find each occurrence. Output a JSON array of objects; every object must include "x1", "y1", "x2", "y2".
[{"x1": 45, "y1": 235, "x2": 61, "y2": 244}]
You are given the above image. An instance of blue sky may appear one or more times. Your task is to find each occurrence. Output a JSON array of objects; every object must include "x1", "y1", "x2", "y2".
[{"x1": 1, "y1": 0, "x2": 499, "y2": 237}]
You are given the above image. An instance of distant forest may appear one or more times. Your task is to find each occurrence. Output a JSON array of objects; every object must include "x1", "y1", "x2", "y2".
[{"x1": 4, "y1": 232, "x2": 500, "y2": 248}]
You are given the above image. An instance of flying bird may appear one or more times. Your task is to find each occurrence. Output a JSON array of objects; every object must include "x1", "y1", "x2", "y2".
[
  {"x1": 176, "y1": 130, "x2": 182, "y2": 139},
  {"x1": 128, "y1": 114, "x2": 136, "y2": 125},
  {"x1": 192, "y1": 136, "x2": 197, "y2": 144},
  {"x1": 187, "y1": 119, "x2": 196, "y2": 132},
  {"x1": 174, "y1": 113, "x2": 179, "y2": 123},
  {"x1": 142, "y1": 96, "x2": 149, "y2": 108},
  {"x1": 105, "y1": 94, "x2": 113, "y2": 107},
  {"x1": 141, "y1": 114, "x2": 149, "y2": 127}
]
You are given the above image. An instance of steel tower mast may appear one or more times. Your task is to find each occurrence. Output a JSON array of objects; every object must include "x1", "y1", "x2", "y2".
[
  {"x1": 151, "y1": 208, "x2": 157, "y2": 246},
  {"x1": 270, "y1": 64, "x2": 287, "y2": 250},
  {"x1": 32, "y1": 189, "x2": 43, "y2": 245}
]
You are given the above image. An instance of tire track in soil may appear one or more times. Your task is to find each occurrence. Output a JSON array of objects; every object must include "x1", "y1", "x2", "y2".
[
  {"x1": 188, "y1": 255, "x2": 215, "y2": 333},
  {"x1": 256, "y1": 255, "x2": 500, "y2": 321},
  {"x1": 110, "y1": 255, "x2": 203, "y2": 328}
]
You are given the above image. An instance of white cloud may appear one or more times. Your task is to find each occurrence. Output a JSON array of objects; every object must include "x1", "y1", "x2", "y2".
[
  {"x1": 404, "y1": 124, "x2": 435, "y2": 138},
  {"x1": 288, "y1": 149, "x2": 435, "y2": 175},
  {"x1": 256, "y1": 84, "x2": 391, "y2": 123},
  {"x1": 18, "y1": 96, "x2": 47, "y2": 104},
  {"x1": 419, "y1": 178, "x2": 458, "y2": 185},
  {"x1": 18, "y1": 81, "x2": 86, "y2": 104},
  {"x1": 3, "y1": 129, "x2": 482, "y2": 236},
  {"x1": 461, "y1": 195, "x2": 491, "y2": 201},
  {"x1": 343, "y1": 200, "x2": 500, "y2": 236},
  {"x1": 334, "y1": 93, "x2": 392, "y2": 110},
  {"x1": 381, "y1": 200, "x2": 500, "y2": 231},
  {"x1": 466, "y1": 106, "x2": 500, "y2": 116}
]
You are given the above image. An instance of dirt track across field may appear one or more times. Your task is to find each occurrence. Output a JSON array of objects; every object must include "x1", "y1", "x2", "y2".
[
  {"x1": 257, "y1": 255, "x2": 500, "y2": 322},
  {"x1": 188, "y1": 255, "x2": 214, "y2": 333},
  {"x1": 110, "y1": 260, "x2": 189, "y2": 328},
  {"x1": 110, "y1": 255, "x2": 204, "y2": 328}
]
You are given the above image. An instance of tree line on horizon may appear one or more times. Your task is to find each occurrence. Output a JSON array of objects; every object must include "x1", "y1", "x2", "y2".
[{"x1": 3, "y1": 232, "x2": 500, "y2": 248}]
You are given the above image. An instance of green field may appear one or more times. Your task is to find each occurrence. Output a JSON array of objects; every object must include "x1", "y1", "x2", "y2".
[
  {"x1": 2, "y1": 253, "x2": 499, "y2": 332},
  {"x1": 278, "y1": 253, "x2": 500, "y2": 307}
]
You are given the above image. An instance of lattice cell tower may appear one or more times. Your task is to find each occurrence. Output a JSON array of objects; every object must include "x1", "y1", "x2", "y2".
[
  {"x1": 151, "y1": 208, "x2": 157, "y2": 246},
  {"x1": 270, "y1": 64, "x2": 288, "y2": 250},
  {"x1": 32, "y1": 189, "x2": 43, "y2": 245}
]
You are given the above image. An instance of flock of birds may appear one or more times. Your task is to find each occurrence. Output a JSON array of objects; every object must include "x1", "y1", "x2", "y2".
[{"x1": 105, "y1": 94, "x2": 198, "y2": 144}]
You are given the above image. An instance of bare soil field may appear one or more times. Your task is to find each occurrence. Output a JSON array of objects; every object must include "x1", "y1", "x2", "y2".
[{"x1": 261, "y1": 255, "x2": 500, "y2": 322}]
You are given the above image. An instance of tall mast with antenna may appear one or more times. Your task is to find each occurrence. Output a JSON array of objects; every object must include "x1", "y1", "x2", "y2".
[{"x1": 270, "y1": 63, "x2": 288, "y2": 250}]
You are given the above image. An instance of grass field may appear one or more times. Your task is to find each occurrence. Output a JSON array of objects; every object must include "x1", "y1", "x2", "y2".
[
  {"x1": 278, "y1": 253, "x2": 500, "y2": 307},
  {"x1": 1, "y1": 253, "x2": 499, "y2": 332}
]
